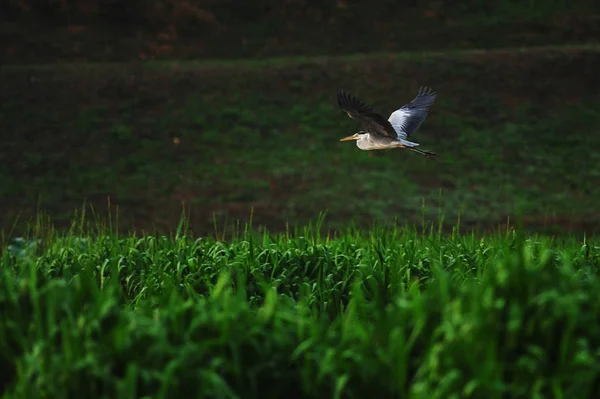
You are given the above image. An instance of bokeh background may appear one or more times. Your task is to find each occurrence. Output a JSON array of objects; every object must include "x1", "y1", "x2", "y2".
[{"x1": 2, "y1": 0, "x2": 600, "y2": 237}]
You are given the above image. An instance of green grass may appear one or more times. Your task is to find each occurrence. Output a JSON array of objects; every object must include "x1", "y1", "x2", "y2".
[
  {"x1": 2, "y1": 45, "x2": 600, "y2": 236},
  {"x1": 1, "y1": 214, "x2": 600, "y2": 398}
]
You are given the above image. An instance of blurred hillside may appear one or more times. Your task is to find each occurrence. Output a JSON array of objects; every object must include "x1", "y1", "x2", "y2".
[
  {"x1": 2, "y1": 1, "x2": 600, "y2": 238},
  {"x1": 3, "y1": 46, "x2": 600, "y2": 237},
  {"x1": 2, "y1": 0, "x2": 600, "y2": 63}
]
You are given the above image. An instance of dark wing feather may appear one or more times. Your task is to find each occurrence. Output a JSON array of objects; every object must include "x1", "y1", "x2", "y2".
[
  {"x1": 390, "y1": 86, "x2": 436, "y2": 137},
  {"x1": 337, "y1": 89, "x2": 397, "y2": 139}
]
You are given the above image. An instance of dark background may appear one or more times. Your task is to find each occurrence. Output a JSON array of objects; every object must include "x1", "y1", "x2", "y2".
[
  {"x1": 2, "y1": 0, "x2": 600, "y2": 237},
  {"x1": 2, "y1": 0, "x2": 600, "y2": 62}
]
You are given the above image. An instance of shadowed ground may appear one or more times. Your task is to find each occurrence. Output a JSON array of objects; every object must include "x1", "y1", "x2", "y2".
[{"x1": 1, "y1": 45, "x2": 600, "y2": 237}]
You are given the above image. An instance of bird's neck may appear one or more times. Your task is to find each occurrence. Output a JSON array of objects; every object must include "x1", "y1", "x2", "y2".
[{"x1": 356, "y1": 133, "x2": 371, "y2": 149}]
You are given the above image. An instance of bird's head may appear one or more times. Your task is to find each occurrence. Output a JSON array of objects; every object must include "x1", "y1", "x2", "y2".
[{"x1": 339, "y1": 131, "x2": 366, "y2": 142}]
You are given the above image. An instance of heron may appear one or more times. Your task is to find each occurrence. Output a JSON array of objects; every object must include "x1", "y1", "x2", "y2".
[{"x1": 338, "y1": 86, "x2": 437, "y2": 157}]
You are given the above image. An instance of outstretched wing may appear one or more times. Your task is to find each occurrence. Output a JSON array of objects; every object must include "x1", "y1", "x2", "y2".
[
  {"x1": 388, "y1": 86, "x2": 436, "y2": 139},
  {"x1": 337, "y1": 89, "x2": 397, "y2": 139}
]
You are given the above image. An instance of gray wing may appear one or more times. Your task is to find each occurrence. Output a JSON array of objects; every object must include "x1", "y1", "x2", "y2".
[
  {"x1": 337, "y1": 89, "x2": 397, "y2": 139},
  {"x1": 388, "y1": 86, "x2": 436, "y2": 139}
]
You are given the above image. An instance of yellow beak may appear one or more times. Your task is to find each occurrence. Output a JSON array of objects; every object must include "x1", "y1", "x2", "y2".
[{"x1": 340, "y1": 133, "x2": 359, "y2": 142}]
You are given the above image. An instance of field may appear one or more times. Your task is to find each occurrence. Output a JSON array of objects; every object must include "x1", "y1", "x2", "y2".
[
  {"x1": 1, "y1": 216, "x2": 600, "y2": 397},
  {"x1": 2, "y1": 1, "x2": 600, "y2": 63},
  {"x1": 2, "y1": 44, "x2": 600, "y2": 238},
  {"x1": 3, "y1": 3, "x2": 600, "y2": 395}
]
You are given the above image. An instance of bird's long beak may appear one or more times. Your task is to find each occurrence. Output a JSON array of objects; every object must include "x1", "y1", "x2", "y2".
[{"x1": 340, "y1": 133, "x2": 359, "y2": 142}]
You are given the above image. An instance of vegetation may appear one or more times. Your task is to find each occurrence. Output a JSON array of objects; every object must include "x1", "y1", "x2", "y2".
[
  {"x1": 1, "y1": 215, "x2": 600, "y2": 397},
  {"x1": 0, "y1": 0, "x2": 600, "y2": 399},
  {"x1": 2, "y1": 0, "x2": 600, "y2": 62},
  {"x1": 2, "y1": 45, "x2": 600, "y2": 237},
  {"x1": 2, "y1": 3, "x2": 600, "y2": 395}
]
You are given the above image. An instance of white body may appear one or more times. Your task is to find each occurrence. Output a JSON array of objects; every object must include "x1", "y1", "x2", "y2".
[
  {"x1": 355, "y1": 133, "x2": 419, "y2": 151},
  {"x1": 353, "y1": 107, "x2": 421, "y2": 151}
]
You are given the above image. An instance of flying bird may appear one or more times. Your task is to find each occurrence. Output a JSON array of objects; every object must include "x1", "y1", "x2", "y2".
[{"x1": 337, "y1": 86, "x2": 437, "y2": 157}]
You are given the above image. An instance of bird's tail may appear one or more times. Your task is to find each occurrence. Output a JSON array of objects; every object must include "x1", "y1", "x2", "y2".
[{"x1": 409, "y1": 147, "x2": 437, "y2": 158}]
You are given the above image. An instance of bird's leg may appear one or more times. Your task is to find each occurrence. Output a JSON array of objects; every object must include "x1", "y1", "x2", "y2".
[
  {"x1": 394, "y1": 143, "x2": 436, "y2": 157},
  {"x1": 409, "y1": 147, "x2": 437, "y2": 158}
]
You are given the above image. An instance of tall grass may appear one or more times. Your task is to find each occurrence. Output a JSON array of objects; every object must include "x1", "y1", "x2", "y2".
[{"x1": 1, "y1": 214, "x2": 600, "y2": 398}]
